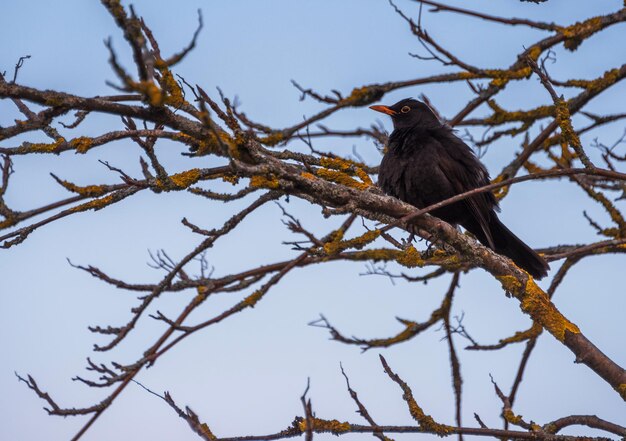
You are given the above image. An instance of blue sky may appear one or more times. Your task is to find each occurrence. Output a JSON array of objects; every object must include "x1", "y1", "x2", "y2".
[{"x1": 1, "y1": 1, "x2": 625, "y2": 440}]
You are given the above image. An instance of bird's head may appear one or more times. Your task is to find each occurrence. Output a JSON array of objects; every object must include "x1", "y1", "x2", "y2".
[{"x1": 369, "y1": 98, "x2": 442, "y2": 129}]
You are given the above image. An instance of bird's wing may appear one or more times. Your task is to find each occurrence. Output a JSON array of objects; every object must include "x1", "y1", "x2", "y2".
[{"x1": 435, "y1": 134, "x2": 497, "y2": 248}]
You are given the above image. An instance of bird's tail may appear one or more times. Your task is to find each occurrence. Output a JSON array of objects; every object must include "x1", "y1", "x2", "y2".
[{"x1": 467, "y1": 215, "x2": 549, "y2": 280}]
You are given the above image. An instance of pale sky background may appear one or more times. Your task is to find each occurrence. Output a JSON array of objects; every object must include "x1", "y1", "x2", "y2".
[{"x1": 0, "y1": 1, "x2": 625, "y2": 440}]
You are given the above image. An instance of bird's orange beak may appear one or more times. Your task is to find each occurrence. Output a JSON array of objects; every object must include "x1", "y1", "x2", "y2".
[{"x1": 369, "y1": 105, "x2": 397, "y2": 116}]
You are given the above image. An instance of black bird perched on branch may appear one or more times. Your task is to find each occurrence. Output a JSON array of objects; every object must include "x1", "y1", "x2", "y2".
[{"x1": 371, "y1": 98, "x2": 549, "y2": 279}]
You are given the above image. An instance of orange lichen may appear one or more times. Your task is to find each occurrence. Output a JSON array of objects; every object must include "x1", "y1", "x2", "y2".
[
  {"x1": 364, "y1": 321, "x2": 423, "y2": 348},
  {"x1": 354, "y1": 167, "x2": 373, "y2": 186},
  {"x1": 560, "y1": 141, "x2": 576, "y2": 163},
  {"x1": 297, "y1": 417, "x2": 351, "y2": 435},
  {"x1": 317, "y1": 157, "x2": 372, "y2": 188},
  {"x1": 496, "y1": 274, "x2": 523, "y2": 294},
  {"x1": 554, "y1": 99, "x2": 593, "y2": 169},
  {"x1": 221, "y1": 174, "x2": 239, "y2": 185},
  {"x1": 455, "y1": 71, "x2": 480, "y2": 80},
  {"x1": 344, "y1": 248, "x2": 403, "y2": 262},
  {"x1": 132, "y1": 80, "x2": 164, "y2": 106},
  {"x1": 485, "y1": 46, "x2": 541, "y2": 86},
  {"x1": 316, "y1": 169, "x2": 370, "y2": 190},
  {"x1": 249, "y1": 175, "x2": 280, "y2": 189},
  {"x1": 522, "y1": 160, "x2": 547, "y2": 175},
  {"x1": 193, "y1": 286, "x2": 209, "y2": 305},
  {"x1": 259, "y1": 132, "x2": 285, "y2": 146},
  {"x1": 490, "y1": 174, "x2": 510, "y2": 200},
  {"x1": 502, "y1": 409, "x2": 524, "y2": 426},
  {"x1": 181, "y1": 128, "x2": 234, "y2": 157},
  {"x1": 489, "y1": 77, "x2": 510, "y2": 88},
  {"x1": 396, "y1": 245, "x2": 424, "y2": 268},
  {"x1": 70, "y1": 137, "x2": 94, "y2": 154},
  {"x1": 173, "y1": 132, "x2": 195, "y2": 143},
  {"x1": 159, "y1": 69, "x2": 185, "y2": 107},
  {"x1": 300, "y1": 171, "x2": 316, "y2": 181},
  {"x1": 398, "y1": 380, "x2": 453, "y2": 436},
  {"x1": 319, "y1": 157, "x2": 353, "y2": 171},
  {"x1": 197, "y1": 423, "x2": 217, "y2": 441},
  {"x1": 0, "y1": 218, "x2": 17, "y2": 229},
  {"x1": 526, "y1": 46, "x2": 542, "y2": 62},
  {"x1": 484, "y1": 100, "x2": 553, "y2": 125},
  {"x1": 514, "y1": 278, "x2": 581, "y2": 342},
  {"x1": 323, "y1": 230, "x2": 380, "y2": 256},
  {"x1": 429, "y1": 251, "x2": 460, "y2": 267},
  {"x1": 560, "y1": 16, "x2": 604, "y2": 51},
  {"x1": 55, "y1": 179, "x2": 109, "y2": 198},
  {"x1": 498, "y1": 322, "x2": 543, "y2": 346},
  {"x1": 168, "y1": 168, "x2": 202, "y2": 189},
  {"x1": 565, "y1": 68, "x2": 621, "y2": 93},
  {"x1": 341, "y1": 86, "x2": 385, "y2": 107},
  {"x1": 27, "y1": 137, "x2": 66, "y2": 154},
  {"x1": 69, "y1": 194, "x2": 116, "y2": 213},
  {"x1": 483, "y1": 67, "x2": 531, "y2": 83},
  {"x1": 242, "y1": 290, "x2": 264, "y2": 307},
  {"x1": 322, "y1": 230, "x2": 344, "y2": 256}
]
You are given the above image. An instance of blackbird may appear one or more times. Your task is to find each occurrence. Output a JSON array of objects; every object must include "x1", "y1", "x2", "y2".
[{"x1": 370, "y1": 98, "x2": 549, "y2": 279}]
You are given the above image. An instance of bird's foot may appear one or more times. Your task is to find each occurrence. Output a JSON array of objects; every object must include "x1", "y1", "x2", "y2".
[{"x1": 401, "y1": 233, "x2": 417, "y2": 248}]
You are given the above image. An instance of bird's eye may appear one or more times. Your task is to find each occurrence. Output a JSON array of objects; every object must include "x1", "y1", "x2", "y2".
[{"x1": 400, "y1": 106, "x2": 411, "y2": 113}]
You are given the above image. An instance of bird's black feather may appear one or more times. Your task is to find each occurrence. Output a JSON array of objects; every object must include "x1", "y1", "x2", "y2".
[{"x1": 375, "y1": 98, "x2": 549, "y2": 279}]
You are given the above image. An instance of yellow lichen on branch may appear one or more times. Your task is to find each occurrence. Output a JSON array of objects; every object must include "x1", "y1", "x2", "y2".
[
  {"x1": 297, "y1": 417, "x2": 351, "y2": 435},
  {"x1": 193, "y1": 131, "x2": 235, "y2": 156},
  {"x1": 193, "y1": 286, "x2": 209, "y2": 305},
  {"x1": 259, "y1": 132, "x2": 285, "y2": 146},
  {"x1": 392, "y1": 369, "x2": 453, "y2": 436},
  {"x1": 484, "y1": 48, "x2": 541, "y2": 87},
  {"x1": 26, "y1": 137, "x2": 66, "y2": 154},
  {"x1": 354, "y1": 167, "x2": 373, "y2": 186},
  {"x1": 242, "y1": 290, "x2": 264, "y2": 308},
  {"x1": 522, "y1": 160, "x2": 549, "y2": 175},
  {"x1": 365, "y1": 321, "x2": 426, "y2": 348},
  {"x1": 319, "y1": 157, "x2": 356, "y2": 171},
  {"x1": 249, "y1": 174, "x2": 280, "y2": 189},
  {"x1": 54, "y1": 177, "x2": 110, "y2": 198},
  {"x1": 560, "y1": 16, "x2": 604, "y2": 51},
  {"x1": 316, "y1": 168, "x2": 370, "y2": 190},
  {"x1": 0, "y1": 217, "x2": 17, "y2": 230},
  {"x1": 158, "y1": 69, "x2": 185, "y2": 107},
  {"x1": 316, "y1": 157, "x2": 372, "y2": 189},
  {"x1": 335, "y1": 247, "x2": 460, "y2": 270},
  {"x1": 498, "y1": 322, "x2": 543, "y2": 346},
  {"x1": 496, "y1": 274, "x2": 523, "y2": 293},
  {"x1": 484, "y1": 100, "x2": 553, "y2": 125},
  {"x1": 70, "y1": 137, "x2": 94, "y2": 154},
  {"x1": 300, "y1": 171, "x2": 316, "y2": 181},
  {"x1": 221, "y1": 174, "x2": 239, "y2": 185},
  {"x1": 490, "y1": 174, "x2": 509, "y2": 200},
  {"x1": 168, "y1": 168, "x2": 202, "y2": 189},
  {"x1": 502, "y1": 409, "x2": 526, "y2": 427},
  {"x1": 341, "y1": 85, "x2": 385, "y2": 107},
  {"x1": 323, "y1": 229, "x2": 380, "y2": 256},
  {"x1": 132, "y1": 80, "x2": 164, "y2": 106},
  {"x1": 69, "y1": 194, "x2": 116, "y2": 213},
  {"x1": 565, "y1": 68, "x2": 621, "y2": 93},
  {"x1": 197, "y1": 423, "x2": 217, "y2": 441},
  {"x1": 497, "y1": 276, "x2": 580, "y2": 342},
  {"x1": 555, "y1": 99, "x2": 582, "y2": 150},
  {"x1": 397, "y1": 245, "x2": 425, "y2": 268},
  {"x1": 337, "y1": 246, "x2": 425, "y2": 268}
]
